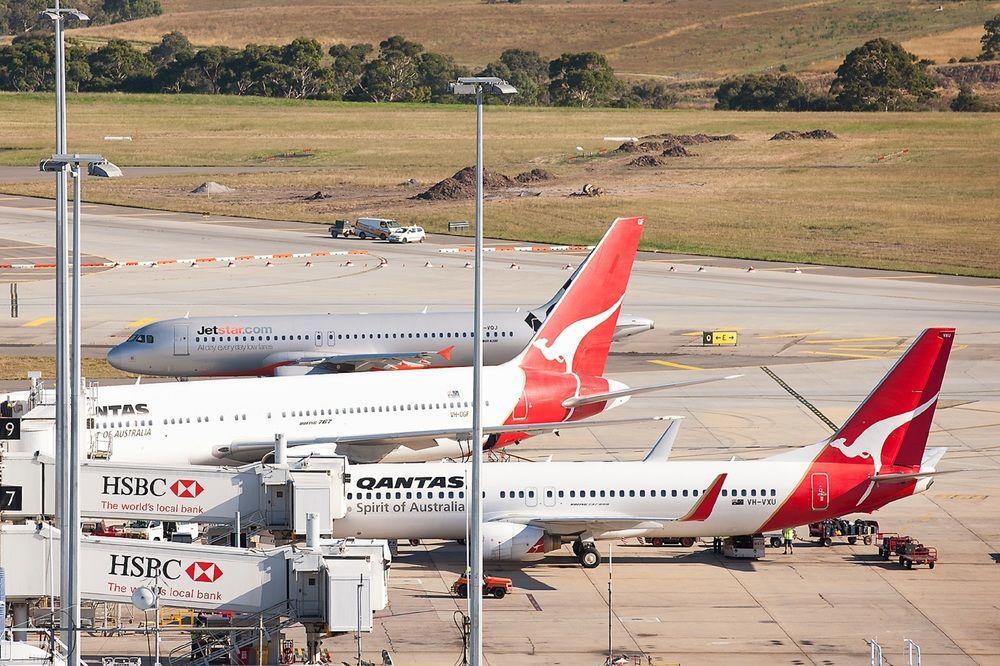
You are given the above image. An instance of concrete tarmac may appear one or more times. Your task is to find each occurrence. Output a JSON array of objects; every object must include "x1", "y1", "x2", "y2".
[{"x1": 0, "y1": 195, "x2": 997, "y2": 664}]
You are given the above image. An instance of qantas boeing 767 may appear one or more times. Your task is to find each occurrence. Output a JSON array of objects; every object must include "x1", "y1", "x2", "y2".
[
  {"x1": 11, "y1": 217, "x2": 728, "y2": 464},
  {"x1": 330, "y1": 327, "x2": 956, "y2": 567}
]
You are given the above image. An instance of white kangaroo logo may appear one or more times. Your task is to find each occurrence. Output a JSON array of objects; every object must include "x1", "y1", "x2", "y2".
[
  {"x1": 829, "y1": 394, "x2": 938, "y2": 475},
  {"x1": 531, "y1": 295, "x2": 625, "y2": 374}
]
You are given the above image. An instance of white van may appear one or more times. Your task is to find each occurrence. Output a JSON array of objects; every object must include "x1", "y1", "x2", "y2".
[{"x1": 354, "y1": 217, "x2": 401, "y2": 240}]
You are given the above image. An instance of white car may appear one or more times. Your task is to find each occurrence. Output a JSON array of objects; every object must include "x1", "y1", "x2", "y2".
[{"x1": 388, "y1": 226, "x2": 426, "y2": 243}]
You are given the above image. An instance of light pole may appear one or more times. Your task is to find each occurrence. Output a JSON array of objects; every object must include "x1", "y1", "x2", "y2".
[
  {"x1": 39, "y1": 2, "x2": 88, "y2": 659},
  {"x1": 40, "y1": 154, "x2": 122, "y2": 664},
  {"x1": 449, "y1": 76, "x2": 517, "y2": 666}
]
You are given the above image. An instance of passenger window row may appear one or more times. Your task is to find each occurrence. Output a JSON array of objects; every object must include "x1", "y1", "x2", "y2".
[
  {"x1": 192, "y1": 331, "x2": 518, "y2": 344},
  {"x1": 92, "y1": 400, "x2": 487, "y2": 431}
]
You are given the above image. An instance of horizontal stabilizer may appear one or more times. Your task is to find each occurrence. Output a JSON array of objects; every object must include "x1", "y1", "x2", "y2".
[
  {"x1": 872, "y1": 469, "x2": 965, "y2": 484},
  {"x1": 562, "y1": 375, "x2": 741, "y2": 409}
]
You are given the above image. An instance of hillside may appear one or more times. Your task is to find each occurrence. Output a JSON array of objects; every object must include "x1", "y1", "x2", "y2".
[{"x1": 68, "y1": 0, "x2": 999, "y2": 79}]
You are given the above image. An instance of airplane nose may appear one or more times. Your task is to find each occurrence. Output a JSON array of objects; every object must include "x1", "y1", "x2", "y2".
[{"x1": 106, "y1": 344, "x2": 131, "y2": 371}]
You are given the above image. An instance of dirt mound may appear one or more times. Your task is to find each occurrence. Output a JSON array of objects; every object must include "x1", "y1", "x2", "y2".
[
  {"x1": 303, "y1": 191, "x2": 332, "y2": 200},
  {"x1": 662, "y1": 144, "x2": 694, "y2": 157},
  {"x1": 612, "y1": 141, "x2": 642, "y2": 154},
  {"x1": 191, "y1": 181, "x2": 234, "y2": 194},
  {"x1": 628, "y1": 155, "x2": 664, "y2": 168},
  {"x1": 514, "y1": 168, "x2": 554, "y2": 184},
  {"x1": 413, "y1": 166, "x2": 518, "y2": 201},
  {"x1": 770, "y1": 129, "x2": 838, "y2": 141},
  {"x1": 639, "y1": 133, "x2": 739, "y2": 145}
]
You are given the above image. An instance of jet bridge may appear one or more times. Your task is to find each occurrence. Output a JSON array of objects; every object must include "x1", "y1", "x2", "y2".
[
  {"x1": 0, "y1": 446, "x2": 387, "y2": 663},
  {"x1": 0, "y1": 523, "x2": 390, "y2": 660},
  {"x1": 0, "y1": 449, "x2": 347, "y2": 535}
]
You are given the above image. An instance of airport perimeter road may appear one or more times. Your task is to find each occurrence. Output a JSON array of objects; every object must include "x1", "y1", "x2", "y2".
[{"x1": 1, "y1": 195, "x2": 999, "y2": 367}]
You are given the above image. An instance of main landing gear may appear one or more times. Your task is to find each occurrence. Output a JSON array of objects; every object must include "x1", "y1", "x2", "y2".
[{"x1": 572, "y1": 538, "x2": 601, "y2": 568}]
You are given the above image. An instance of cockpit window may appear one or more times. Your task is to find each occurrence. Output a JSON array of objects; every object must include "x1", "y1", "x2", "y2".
[{"x1": 129, "y1": 334, "x2": 154, "y2": 344}]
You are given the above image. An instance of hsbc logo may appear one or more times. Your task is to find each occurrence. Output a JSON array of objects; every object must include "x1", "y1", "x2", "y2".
[
  {"x1": 101, "y1": 476, "x2": 205, "y2": 499},
  {"x1": 186, "y1": 561, "x2": 223, "y2": 583},
  {"x1": 108, "y1": 555, "x2": 222, "y2": 584},
  {"x1": 171, "y1": 479, "x2": 204, "y2": 498}
]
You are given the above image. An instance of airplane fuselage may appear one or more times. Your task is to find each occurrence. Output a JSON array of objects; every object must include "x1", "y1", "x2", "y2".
[
  {"x1": 107, "y1": 311, "x2": 653, "y2": 377},
  {"x1": 14, "y1": 364, "x2": 621, "y2": 465},
  {"x1": 330, "y1": 454, "x2": 928, "y2": 542}
]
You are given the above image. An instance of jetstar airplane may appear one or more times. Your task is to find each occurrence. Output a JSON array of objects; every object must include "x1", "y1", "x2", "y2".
[
  {"x1": 13, "y1": 217, "x2": 731, "y2": 465},
  {"x1": 106, "y1": 275, "x2": 654, "y2": 377},
  {"x1": 331, "y1": 328, "x2": 956, "y2": 567}
]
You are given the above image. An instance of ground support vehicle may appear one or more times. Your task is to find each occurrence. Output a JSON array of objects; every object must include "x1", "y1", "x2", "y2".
[
  {"x1": 899, "y1": 543, "x2": 938, "y2": 569},
  {"x1": 722, "y1": 534, "x2": 765, "y2": 559},
  {"x1": 328, "y1": 220, "x2": 353, "y2": 238},
  {"x1": 353, "y1": 217, "x2": 401, "y2": 240},
  {"x1": 452, "y1": 575, "x2": 513, "y2": 599},
  {"x1": 878, "y1": 533, "x2": 915, "y2": 559},
  {"x1": 809, "y1": 518, "x2": 879, "y2": 546}
]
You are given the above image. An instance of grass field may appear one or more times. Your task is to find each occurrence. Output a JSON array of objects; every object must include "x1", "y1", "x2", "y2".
[
  {"x1": 1, "y1": 93, "x2": 998, "y2": 277},
  {"x1": 67, "y1": 0, "x2": 1000, "y2": 78},
  {"x1": 0, "y1": 356, "x2": 130, "y2": 380}
]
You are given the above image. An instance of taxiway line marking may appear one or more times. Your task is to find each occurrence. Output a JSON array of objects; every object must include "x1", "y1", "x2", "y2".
[
  {"x1": 757, "y1": 331, "x2": 824, "y2": 339},
  {"x1": 804, "y1": 336, "x2": 899, "y2": 344},
  {"x1": 649, "y1": 360, "x2": 704, "y2": 371},
  {"x1": 23, "y1": 316, "x2": 54, "y2": 327},
  {"x1": 127, "y1": 317, "x2": 158, "y2": 328},
  {"x1": 832, "y1": 346, "x2": 894, "y2": 352},
  {"x1": 802, "y1": 350, "x2": 882, "y2": 360},
  {"x1": 865, "y1": 274, "x2": 938, "y2": 280}
]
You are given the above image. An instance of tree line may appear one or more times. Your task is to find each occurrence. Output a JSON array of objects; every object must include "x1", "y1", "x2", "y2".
[
  {"x1": 715, "y1": 16, "x2": 1000, "y2": 112},
  {"x1": 0, "y1": 31, "x2": 679, "y2": 108}
]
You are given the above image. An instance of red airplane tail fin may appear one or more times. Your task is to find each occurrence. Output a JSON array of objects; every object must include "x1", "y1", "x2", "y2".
[
  {"x1": 824, "y1": 328, "x2": 954, "y2": 473},
  {"x1": 513, "y1": 217, "x2": 645, "y2": 377}
]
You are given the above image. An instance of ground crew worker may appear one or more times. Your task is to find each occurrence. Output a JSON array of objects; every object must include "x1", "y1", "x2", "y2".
[
  {"x1": 0, "y1": 395, "x2": 13, "y2": 418},
  {"x1": 783, "y1": 526, "x2": 795, "y2": 554}
]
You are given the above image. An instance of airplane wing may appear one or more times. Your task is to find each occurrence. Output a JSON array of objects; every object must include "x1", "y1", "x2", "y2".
[
  {"x1": 561, "y1": 375, "x2": 742, "y2": 408},
  {"x1": 296, "y1": 415, "x2": 682, "y2": 447},
  {"x1": 292, "y1": 345, "x2": 455, "y2": 372},
  {"x1": 221, "y1": 415, "x2": 680, "y2": 458},
  {"x1": 489, "y1": 473, "x2": 727, "y2": 535}
]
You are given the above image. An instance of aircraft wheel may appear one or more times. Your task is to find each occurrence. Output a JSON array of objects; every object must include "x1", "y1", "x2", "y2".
[
  {"x1": 579, "y1": 545, "x2": 601, "y2": 569},
  {"x1": 572, "y1": 540, "x2": 583, "y2": 557}
]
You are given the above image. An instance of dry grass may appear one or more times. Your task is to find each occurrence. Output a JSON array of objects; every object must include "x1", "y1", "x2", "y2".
[
  {"x1": 1, "y1": 93, "x2": 998, "y2": 277},
  {"x1": 903, "y1": 24, "x2": 991, "y2": 63},
  {"x1": 67, "y1": 0, "x2": 999, "y2": 77},
  {"x1": 0, "y1": 356, "x2": 133, "y2": 380}
]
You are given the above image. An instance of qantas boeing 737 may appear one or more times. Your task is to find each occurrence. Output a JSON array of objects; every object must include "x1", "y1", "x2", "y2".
[
  {"x1": 330, "y1": 327, "x2": 956, "y2": 567},
  {"x1": 11, "y1": 217, "x2": 729, "y2": 464}
]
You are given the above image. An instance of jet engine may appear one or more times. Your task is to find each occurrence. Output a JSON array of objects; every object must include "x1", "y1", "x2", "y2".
[{"x1": 482, "y1": 521, "x2": 559, "y2": 561}]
